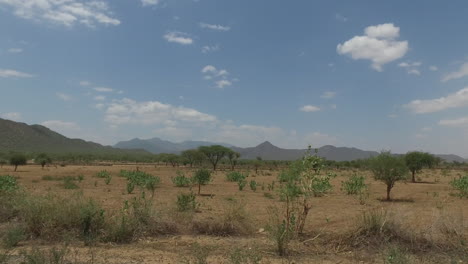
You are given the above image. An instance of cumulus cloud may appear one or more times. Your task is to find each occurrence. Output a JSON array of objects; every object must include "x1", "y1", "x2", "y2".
[
  {"x1": 7, "y1": 48, "x2": 22, "y2": 53},
  {"x1": 56, "y1": 92, "x2": 72, "y2": 101},
  {"x1": 201, "y1": 65, "x2": 235, "y2": 89},
  {"x1": 429, "y1": 65, "x2": 438, "y2": 71},
  {"x1": 300, "y1": 105, "x2": 321, "y2": 112},
  {"x1": 337, "y1": 23, "x2": 408, "y2": 71},
  {"x1": 439, "y1": 116, "x2": 468, "y2": 127},
  {"x1": 0, "y1": 69, "x2": 33, "y2": 78},
  {"x1": 405, "y1": 87, "x2": 468, "y2": 114},
  {"x1": 163, "y1": 31, "x2": 193, "y2": 45},
  {"x1": 320, "y1": 91, "x2": 336, "y2": 99},
  {"x1": 201, "y1": 44, "x2": 219, "y2": 53},
  {"x1": 199, "y1": 22, "x2": 230, "y2": 31},
  {"x1": 398, "y1": 61, "x2": 422, "y2": 75},
  {"x1": 141, "y1": 0, "x2": 159, "y2": 6},
  {"x1": 1, "y1": 112, "x2": 21, "y2": 121},
  {"x1": 442, "y1": 62, "x2": 468, "y2": 82},
  {"x1": 104, "y1": 98, "x2": 217, "y2": 125},
  {"x1": 0, "y1": 0, "x2": 120, "y2": 27},
  {"x1": 93, "y1": 87, "x2": 114, "y2": 92}
]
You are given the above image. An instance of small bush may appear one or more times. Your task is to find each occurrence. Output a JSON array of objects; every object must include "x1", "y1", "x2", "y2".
[
  {"x1": 127, "y1": 182, "x2": 135, "y2": 194},
  {"x1": 450, "y1": 175, "x2": 468, "y2": 198},
  {"x1": 0, "y1": 175, "x2": 18, "y2": 193},
  {"x1": 229, "y1": 247, "x2": 262, "y2": 264},
  {"x1": 63, "y1": 176, "x2": 79, "y2": 189},
  {"x1": 192, "y1": 169, "x2": 212, "y2": 195},
  {"x1": 177, "y1": 193, "x2": 197, "y2": 212},
  {"x1": 311, "y1": 176, "x2": 333, "y2": 197},
  {"x1": 41, "y1": 175, "x2": 63, "y2": 181},
  {"x1": 2, "y1": 226, "x2": 25, "y2": 248},
  {"x1": 266, "y1": 206, "x2": 295, "y2": 256},
  {"x1": 226, "y1": 171, "x2": 246, "y2": 182},
  {"x1": 249, "y1": 180, "x2": 257, "y2": 192},
  {"x1": 172, "y1": 171, "x2": 191, "y2": 187},
  {"x1": 19, "y1": 246, "x2": 70, "y2": 264},
  {"x1": 383, "y1": 245, "x2": 410, "y2": 264},
  {"x1": 95, "y1": 170, "x2": 110, "y2": 178},
  {"x1": 104, "y1": 174, "x2": 112, "y2": 185},
  {"x1": 341, "y1": 174, "x2": 367, "y2": 195},
  {"x1": 237, "y1": 179, "x2": 247, "y2": 191}
]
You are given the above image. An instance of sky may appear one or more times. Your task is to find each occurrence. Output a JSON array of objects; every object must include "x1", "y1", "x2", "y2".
[{"x1": 1, "y1": 0, "x2": 468, "y2": 158}]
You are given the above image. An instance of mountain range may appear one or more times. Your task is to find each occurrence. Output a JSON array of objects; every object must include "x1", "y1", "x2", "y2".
[
  {"x1": 0, "y1": 118, "x2": 148, "y2": 155},
  {"x1": 115, "y1": 137, "x2": 467, "y2": 162},
  {"x1": 0, "y1": 118, "x2": 466, "y2": 162}
]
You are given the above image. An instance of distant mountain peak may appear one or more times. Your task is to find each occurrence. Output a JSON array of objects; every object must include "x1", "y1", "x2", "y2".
[{"x1": 257, "y1": 141, "x2": 274, "y2": 147}]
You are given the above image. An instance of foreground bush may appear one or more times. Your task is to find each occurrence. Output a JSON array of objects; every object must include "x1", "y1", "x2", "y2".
[{"x1": 450, "y1": 175, "x2": 468, "y2": 198}]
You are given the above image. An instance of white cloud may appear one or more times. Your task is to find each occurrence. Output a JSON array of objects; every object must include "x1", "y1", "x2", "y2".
[
  {"x1": 0, "y1": 69, "x2": 33, "y2": 78},
  {"x1": 79, "y1": 80, "x2": 91, "y2": 86},
  {"x1": 93, "y1": 87, "x2": 114, "y2": 92},
  {"x1": 320, "y1": 91, "x2": 336, "y2": 99},
  {"x1": 442, "y1": 62, "x2": 468, "y2": 82},
  {"x1": 163, "y1": 31, "x2": 193, "y2": 45},
  {"x1": 201, "y1": 44, "x2": 219, "y2": 53},
  {"x1": 42, "y1": 120, "x2": 80, "y2": 131},
  {"x1": 429, "y1": 66, "x2": 438, "y2": 71},
  {"x1": 0, "y1": 0, "x2": 120, "y2": 27},
  {"x1": 422, "y1": 126, "x2": 432, "y2": 132},
  {"x1": 398, "y1": 61, "x2": 422, "y2": 75},
  {"x1": 199, "y1": 22, "x2": 230, "y2": 31},
  {"x1": 215, "y1": 80, "x2": 232, "y2": 89},
  {"x1": 95, "y1": 103, "x2": 105, "y2": 110},
  {"x1": 405, "y1": 87, "x2": 468, "y2": 114},
  {"x1": 7, "y1": 48, "x2": 22, "y2": 53},
  {"x1": 300, "y1": 105, "x2": 321, "y2": 112},
  {"x1": 388, "y1": 114, "x2": 397, "y2": 118},
  {"x1": 337, "y1": 23, "x2": 408, "y2": 71},
  {"x1": 201, "y1": 65, "x2": 235, "y2": 89},
  {"x1": 1, "y1": 112, "x2": 21, "y2": 121},
  {"x1": 56, "y1": 92, "x2": 72, "y2": 101},
  {"x1": 439, "y1": 116, "x2": 468, "y2": 127},
  {"x1": 94, "y1": 95, "x2": 106, "y2": 101},
  {"x1": 141, "y1": 0, "x2": 159, "y2": 6},
  {"x1": 335, "y1": 13, "x2": 347, "y2": 22},
  {"x1": 104, "y1": 98, "x2": 217, "y2": 125}
]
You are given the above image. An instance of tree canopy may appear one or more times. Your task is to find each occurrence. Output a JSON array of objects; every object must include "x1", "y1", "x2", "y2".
[
  {"x1": 404, "y1": 151, "x2": 437, "y2": 183},
  {"x1": 198, "y1": 145, "x2": 232, "y2": 170},
  {"x1": 370, "y1": 152, "x2": 408, "y2": 201}
]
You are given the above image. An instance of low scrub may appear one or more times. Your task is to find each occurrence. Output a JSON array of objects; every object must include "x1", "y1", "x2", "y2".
[
  {"x1": 450, "y1": 175, "x2": 468, "y2": 198},
  {"x1": 226, "y1": 171, "x2": 247, "y2": 182},
  {"x1": 341, "y1": 174, "x2": 367, "y2": 195},
  {"x1": 172, "y1": 171, "x2": 191, "y2": 187}
]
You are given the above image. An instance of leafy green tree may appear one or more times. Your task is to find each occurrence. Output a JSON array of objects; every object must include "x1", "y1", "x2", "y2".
[
  {"x1": 198, "y1": 145, "x2": 231, "y2": 171},
  {"x1": 370, "y1": 152, "x2": 408, "y2": 201},
  {"x1": 165, "y1": 154, "x2": 181, "y2": 167},
  {"x1": 35, "y1": 153, "x2": 52, "y2": 169},
  {"x1": 404, "y1": 151, "x2": 436, "y2": 183},
  {"x1": 192, "y1": 168, "x2": 212, "y2": 195},
  {"x1": 181, "y1": 149, "x2": 204, "y2": 167},
  {"x1": 10, "y1": 154, "x2": 27, "y2": 172},
  {"x1": 227, "y1": 151, "x2": 240, "y2": 170}
]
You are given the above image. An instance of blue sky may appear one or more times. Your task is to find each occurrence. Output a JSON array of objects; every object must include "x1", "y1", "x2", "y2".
[{"x1": 1, "y1": 0, "x2": 468, "y2": 157}]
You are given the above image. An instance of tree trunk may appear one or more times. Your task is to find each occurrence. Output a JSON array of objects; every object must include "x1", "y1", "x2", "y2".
[
  {"x1": 14, "y1": 165, "x2": 18, "y2": 171},
  {"x1": 198, "y1": 184, "x2": 201, "y2": 195},
  {"x1": 386, "y1": 185, "x2": 392, "y2": 201},
  {"x1": 212, "y1": 163, "x2": 217, "y2": 171},
  {"x1": 412, "y1": 171, "x2": 416, "y2": 183}
]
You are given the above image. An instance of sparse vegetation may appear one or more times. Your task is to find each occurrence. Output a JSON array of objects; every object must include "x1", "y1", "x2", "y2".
[
  {"x1": 341, "y1": 174, "x2": 367, "y2": 195},
  {"x1": 177, "y1": 192, "x2": 197, "y2": 212},
  {"x1": 450, "y1": 175, "x2": 468, "y2": 198},
  {"x1": 172, "y1": 171, "x2": 191, "y2": 187}
]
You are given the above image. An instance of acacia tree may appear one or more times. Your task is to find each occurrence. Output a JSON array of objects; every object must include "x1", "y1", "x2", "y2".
[
  {"x1": 198, "y1": 145, "x2": 231, "y2": 171},
  {"x1": 404, "y1": 151, "x2": 436, "y2": 183},
  {"x1": 370, "y1": 152, "x2": 408, "y2": 201},
  {"x1": 192, "y1": 168, "x2": 212, "y2": 195},
  {"x1": 227, "y1": 151, "x2": 240, "y2": 170},
  {"x1": 35, "y1": 153, "x2": 52, "y2": 169},
  {"x1": 10, "y1": 154, "x2": 27, "y2": 172},
  {"x1": 181, "y1": 149, "x2": 205, "y2": 167}
]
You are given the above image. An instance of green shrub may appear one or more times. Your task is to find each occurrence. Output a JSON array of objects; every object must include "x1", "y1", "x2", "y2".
[
  {"x1": 120, "y1": 170, "x2": 160, "y2": 192},
  {"x1": 341, "y1": 174, "x2": 367, "y2": 195},
  {"x1": 249, "y1": 180, "x2": 257, "y2": 192},
  {"x1": 2, "y1": 226, "x2": 25, "y2": 248},
  {"x1": 63, "y1": 176, "x2": 79, "y2": 190},
  {"x1": 237, "y1": 179, "x2": 247, "y2": 191},
  {"x1": 229, "y1": 247, "x2": 262, "y2": 264},
  {"x1": 384, "y1": 245, "x2": 410, "y2": 264},
  {"x1": 0, "y1": 175, "x2": 18, "y2": 193},
  {"x1": 127, "y1": 182, "x2": 135, "y2": 194},
  {"x1": 172, "y1": 171, "x2": 191, "y2": 187},
  {"x1": 192, "y1": 169, "x2": 212, "y2": 195},
  {"x1": 450, "y1": 175, "x2": 468, "y2": 198},
  {"x1": 226, "y1": 171, "x2": 246, "y2": 182},
  {"x1": 41, "y1": 175, "x2": 63, "y2": 181},
  {"x1": 266, "y1": 207, "x2": 295, "y2": 256},
  {"x1": 95, "y1": 170, "x2": 110, "y2": 178},
  {"x1": 104, "y1": 174, "x2": 112, "y2": 185},
  {"x1": 176, "y1": 193, "x2": 197, "y2": 212}
]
